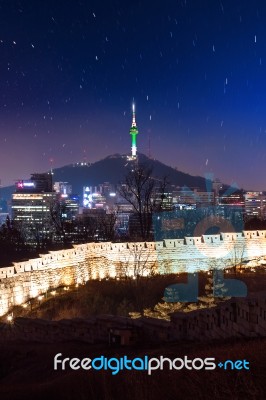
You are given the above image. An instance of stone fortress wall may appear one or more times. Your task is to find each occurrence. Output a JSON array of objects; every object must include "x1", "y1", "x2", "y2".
[
  {"x1": 1, "y1": 292, "x2": 266, "y2": 343},
  {"x1": 0, "y1": 230, "x2": 266, "y2": 317}
]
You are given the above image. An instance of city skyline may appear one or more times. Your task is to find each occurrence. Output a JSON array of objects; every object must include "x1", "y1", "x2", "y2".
[{"x1": 0, "y1": 1, "x2": 266, "y2": 190}]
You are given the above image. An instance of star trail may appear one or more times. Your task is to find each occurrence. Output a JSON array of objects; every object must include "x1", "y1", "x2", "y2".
[{"x1": 0, "y1": 0, "x2": 266, "y2": 190}]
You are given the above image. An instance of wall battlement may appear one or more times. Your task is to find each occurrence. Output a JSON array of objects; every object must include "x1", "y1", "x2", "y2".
[{"x1": 0, "y1": 230, "x2": 266, "y2": 317}]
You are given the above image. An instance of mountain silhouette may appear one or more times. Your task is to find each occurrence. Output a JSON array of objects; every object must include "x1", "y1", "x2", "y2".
[{"x1": 0, "y1": 153, "x2": 213, "y2": 201}]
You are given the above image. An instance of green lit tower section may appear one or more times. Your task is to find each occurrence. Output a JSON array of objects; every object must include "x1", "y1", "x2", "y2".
[{"x1": 129, "y1": 102, "x2": 139, "y2": 159}]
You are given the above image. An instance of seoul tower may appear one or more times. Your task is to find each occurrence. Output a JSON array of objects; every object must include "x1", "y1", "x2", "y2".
[{"x1": 129, "y1": 102, "x2": 139, "y2": 159}]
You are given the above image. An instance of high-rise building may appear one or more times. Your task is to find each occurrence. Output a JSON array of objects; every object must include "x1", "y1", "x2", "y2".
[
  {"x1": 12, "y1": 192, "x2": 56, "y2": 226},
  {"x1": 12, "y1": 173, "x2": 56, "y2": 243}
]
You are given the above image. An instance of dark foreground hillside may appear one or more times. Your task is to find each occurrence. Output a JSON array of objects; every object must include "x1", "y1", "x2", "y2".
[
  {"x1": 0, "y1": 338, "x2": 265, "y2": 400},
  {"x1": 0, "y1": 271, "x2": 265, "y2": 399}
]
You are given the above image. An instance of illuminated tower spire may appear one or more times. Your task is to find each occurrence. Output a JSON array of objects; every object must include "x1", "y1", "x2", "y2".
[{"x1": 129, "y1": 102, "x2": 139, "y2": 159}]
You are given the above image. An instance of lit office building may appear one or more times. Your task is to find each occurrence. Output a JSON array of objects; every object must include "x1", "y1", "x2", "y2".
[
  {"x1": 60, "y1": 195, "x2": 79, "y2": 221},
  {"x1": 219, "y1": 191, "x2": 245, "y2": 206},
  {"x1": 12, "y1": 173, "x2": 56, "y2": 243},
  {"x1": 172, "y1": 188, "x2": 214, "y2": 208},
  {"x1": 54, "y1": 181, "x2": 72, "y2": 196},
  {"x1": 12, "y1": 192, "x2": 56, "y2": 224},
  {"x1": 83, "y1": 186, "x2": 106, "y2": 209},
  {"x1": 244, "y1": 192, "x2": 266, "y2": 219}
]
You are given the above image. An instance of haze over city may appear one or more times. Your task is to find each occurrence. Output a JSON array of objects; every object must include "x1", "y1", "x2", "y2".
[{"x1": 0, "y1": 0, "x2": 266, "y2": 190}]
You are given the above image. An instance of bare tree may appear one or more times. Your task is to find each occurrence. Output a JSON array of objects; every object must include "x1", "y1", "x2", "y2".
[
  {"x1": 118, "y1": 163, "x2": 169, "y2": 241},
  {"x1": 48, "y1": 198, "x2": 65, "y2": 242},
  {"x1": 97, "y1": 212, "x2": 117, "y2": 241},
  {"x1": 226, "y1": 241, "x2": 246, "y2": 273},
  {"x1": 0, "y1": 217, "x2": 29, "y2": 264},
  {"x1": 121, "y1": 243, "x2": 157, "y2": 280},
  {"x1": 48, "y1": 198, "x2": 78, "y2": 245}
]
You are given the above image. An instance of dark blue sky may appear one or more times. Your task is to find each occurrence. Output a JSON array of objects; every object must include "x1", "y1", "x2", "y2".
[{"x1": 0, "y1": 0, "x2": 266, "y2": 189}]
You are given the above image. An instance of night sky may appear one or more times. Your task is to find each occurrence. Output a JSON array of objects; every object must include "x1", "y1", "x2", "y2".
[{"x1": 0, "y1": 0, "x2": 266, "y2": 190}]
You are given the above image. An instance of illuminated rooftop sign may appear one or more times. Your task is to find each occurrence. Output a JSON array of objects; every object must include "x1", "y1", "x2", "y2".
[{"x1": 16, "y1": 180, "x2": 36, "y2": 189}]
